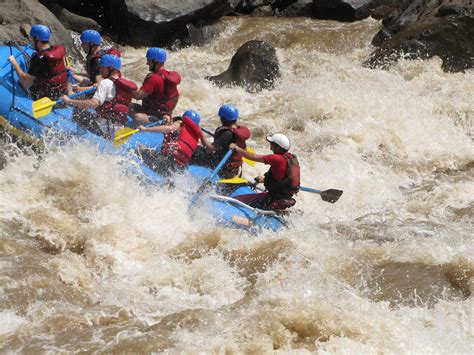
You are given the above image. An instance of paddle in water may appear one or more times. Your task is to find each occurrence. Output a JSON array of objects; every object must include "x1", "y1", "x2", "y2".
[
  {"x1": 188, "y1": 148, "x2": 234, "y2": 209},
  {"x1": 32, "y1": 87, "x2": 96, "y2": 118}
]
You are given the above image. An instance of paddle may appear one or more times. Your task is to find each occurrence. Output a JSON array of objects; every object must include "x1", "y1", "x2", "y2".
[
  {"x1": 201, "y1": 127, "x2": 256, "y2": 166},
  {"x1": 188, "y1": 148, "x2": 234, "y2": 209},
  {"x1": 32, "y1": 87, "x2": 96, "y2": 118},
  {"x1": 217, "y1": 178, "x2": 343, "y2": 203},
  {"x1": 113, "y1": 119, "x2": 165, "y2": 147}
]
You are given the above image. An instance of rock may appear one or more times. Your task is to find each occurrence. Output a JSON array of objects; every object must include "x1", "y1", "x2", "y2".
[
  {"x1": 366, "y1": 0, "x2": 474, "y2": 72},
  {"x1": 279, "y1": 0, "x2": 313, "y2": 17},
  {"x1": 252, "y1": 5, "x2": 274, "y2": 16},
  {"x1": 106, "y1": 0, "x2": 240, "y2": 46},
  {"x1": 44, "y1": 3, "x2": 102, "y2": 33},
  {"x1": 313, "y1": 0, "x2": 375, "y2": 21},
  {"x1": 207, "y1": 40, "x2": 280, "y2": 93},
  {"x1": 0, "y1": 0, "x2": 80, "y2": 58}
]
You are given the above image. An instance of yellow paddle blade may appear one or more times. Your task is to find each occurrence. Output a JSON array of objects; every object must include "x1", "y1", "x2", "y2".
[
  {"x1": 113, "y1": 127, "x2": 139, "y2": 147},
  {"x1": 32, "y1": 97, "x2": 57, "y2": 118},
  {"x1": 217, "y1": 177, "x2": 249, "y2": 184},
  {"x1": 243, "y1": 147, "x2": 256, "y2": 166},
  {"x1": 65, "y1": 55, "x2": 72, "y2": 68}
]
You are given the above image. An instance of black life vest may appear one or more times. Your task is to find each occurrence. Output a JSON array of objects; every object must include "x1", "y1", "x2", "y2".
[
  {"x1": 86, "y1": 48, "x2": 122, "y2": 83},
  {"x1": 213, "y1": 125, "x2": 251, "y2": 169},
  {"x1": 264, "y1": 152, "x2": 300, "y2": 198}
]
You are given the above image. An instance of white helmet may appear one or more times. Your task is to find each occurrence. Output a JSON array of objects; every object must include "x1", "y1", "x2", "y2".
[{"x1": 266, "y1": 133, "x2": 290, "y2": 151}]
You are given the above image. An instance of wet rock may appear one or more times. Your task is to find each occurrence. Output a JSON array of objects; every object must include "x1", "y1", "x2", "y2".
[
  {"x1": 252, "y1": 5, "x2": 275, "y2": 16},
  {"x1": 44, "y1": 3, "x2": 102, "y2": 33},
  {"x1": 0, "y1": 0, "x2": 80, "y2": 58},
  {"x1": 366, "y1": 0, "x2": 474, "y2": 72},
  {"x1": 207, "y1": 40, "x2": 280, "y2": 93},
  {"x1": 106, "y1": 0, "x2": 239, "y2": 46},
  {"x1": 313, "y1": 0, "x2": 375, "y2": 21},
  {"x1": 279, "y1": 0, "x2": 313, "y2": 17}
]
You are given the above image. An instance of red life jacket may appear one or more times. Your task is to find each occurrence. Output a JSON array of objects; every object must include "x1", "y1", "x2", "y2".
[
  {"x1": 160, "y1": 116, "x2": 203, "y2": 167},
  {"x1": 86, "y1": 48, "x2": 122, "y2": 83},
  {"x1": 142, "y1": 68, "x2": 181, "y2": 116},
  {"x1": 96, "y1": 76, "x2": 138, "y2": 124},
  {"x1": 214, "y1": 125, "x2": 251, "y2": 169},
  {"x1": 31, "y1": 45, "x2": 67, "y2": 98},
  {"x1": 264, "y1": 152, "x2": 300, "y2": 198}
]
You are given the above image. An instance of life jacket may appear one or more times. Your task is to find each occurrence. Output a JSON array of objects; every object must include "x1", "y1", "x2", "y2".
[
  {"x1": 86, "y1": 48, "x2": 122, "y2": 83},
  {"x1": 142, "y1": 68, "x2": 181, "y2": 116},
  {"x1": 264, "y1": 153, "x2": 300, "y2": 199},
  {"x1": 214, "y1": 125, "x2": 251, "y2": 169},
  {"x1": 96, "y1": 76, "x2": 138, "y2": 124},
  {"x1": 31, "y1": 45, "x2": 67, "y2": 98},
  {"x1": 160, "y1": 116, "x2": 202, "y2": 167}
]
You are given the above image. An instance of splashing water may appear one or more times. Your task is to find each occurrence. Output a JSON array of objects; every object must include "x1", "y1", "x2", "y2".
[{"x1": 0, "y1": 17, "x2": 472, "y2": 352}]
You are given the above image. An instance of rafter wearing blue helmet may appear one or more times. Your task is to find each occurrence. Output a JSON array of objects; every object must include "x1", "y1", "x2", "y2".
[
  {"x1": 131, "y1": 47, "x2": 181, "y2": 127},
  {"x1": 8, "y1": 24, "x2": 67, "y2": 101},
  {"x1": 135, "y1": 108, "x2": 205, "y2": 175},
  {"x1": 218, "y1": 104, "x2": 239, "y2": 122}
]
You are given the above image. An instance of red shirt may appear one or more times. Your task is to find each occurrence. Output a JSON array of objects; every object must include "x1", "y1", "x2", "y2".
[
  {"x1": 262, "y1": 154, "x2": 288, "y2": 180},
  {"x1": 140, "y1": 71, "x2": 165, "y2": 98}
]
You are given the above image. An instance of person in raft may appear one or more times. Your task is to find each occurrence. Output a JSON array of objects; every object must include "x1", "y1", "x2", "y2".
[
  {"x1": 136, "y1": 110, "x2": 207, "y2": 176},
  {"x1": 131, "y1": 47, "x2": 181, "y2": 125},
  {"x1": 62, "y1": 54, "x2": 137, "y2": 139},
  {"x1": 194, "y1": 104, "x2": 251, "y2": 179},
  {"x1": 230, "y1": 133, "x2": 301, "y2": 211},
  {"x1": 8, "y1": 24, "x2": 67, "y2": 100}
]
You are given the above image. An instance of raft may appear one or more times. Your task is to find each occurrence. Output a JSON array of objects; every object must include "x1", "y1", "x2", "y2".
[{"x1": 0, "y1": 44, "x2": 284, "y2": 231}]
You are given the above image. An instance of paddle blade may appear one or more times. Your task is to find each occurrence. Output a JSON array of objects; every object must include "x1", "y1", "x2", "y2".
[
  {"x1": 320, "y1": 189, "x2": 343, "y2": 203},
  {"x1": 243, "y1": 147, "x2": 256, "y2": 166},
  {"x1": 32, "y1": 97, "x2": 56, "y2": 118},
  {"x1": 217, "y1": 177, "x2": 249, "y2": 184},
  {"x1": 113, "y1": 128, "x2": 139, "y2": 147}
]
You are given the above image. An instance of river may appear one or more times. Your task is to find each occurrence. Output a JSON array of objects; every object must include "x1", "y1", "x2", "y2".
[{"x1": 0, "y1": 16, "x2": 473, "y2": 352}]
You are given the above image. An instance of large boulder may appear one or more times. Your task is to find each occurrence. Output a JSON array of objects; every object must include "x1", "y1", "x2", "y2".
[
  {"x1": 44, "y1": 3, "x2": 102, "y2": 33},
  {"x1": 0, "y1": 0, "x2": 80, "y2": 58},
  {"x1": 312, "y1": 0, "x2": 397, "y2": 21},
  {"x1": 207, "y1": 40, "x2": 280, "y2": 93},
  {"x1": 105, "y1": 0, "x2": 240, "y2": 46},
  {"x1": 365, "y1": 0, "x2": 474, "y2": 72}
]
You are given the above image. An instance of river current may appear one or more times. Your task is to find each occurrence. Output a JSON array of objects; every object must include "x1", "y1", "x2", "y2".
[{"x1": 0, "y1": 17, "x2": 473, "y2": 352}]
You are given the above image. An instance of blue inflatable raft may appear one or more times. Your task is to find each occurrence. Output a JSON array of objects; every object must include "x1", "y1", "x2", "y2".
[{"x1": 0, "y1": 44, "x2": 285, "y2": 231}]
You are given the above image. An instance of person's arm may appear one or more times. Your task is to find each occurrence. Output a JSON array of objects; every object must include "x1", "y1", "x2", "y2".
[
  {"x1": 132, "y1": 89, "x2": 149, "y2": 100},
  {"x1": 62, "y1": 95, "x2": 100, "y2": 109},
  {"x1": 200, "y1": 134, "x2": 214, "y2": 151},
  {"x1": 138, "y1": 120, "x2": 181, "y2": 133},
  {"x1": 229, "y1": 143, "x2": 266, "y2": 163},
  {"x1": 8, "y1": 56, "x2": 35, "y2": 90}
]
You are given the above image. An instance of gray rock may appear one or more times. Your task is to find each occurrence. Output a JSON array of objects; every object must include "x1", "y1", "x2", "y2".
[
  {"x1": 107, "y1": 0, "x2": 239, "y2": 46},
  {"x1": 280, "y1": 0, "x2": 313, "y2": 17},
  {"x1": 252, "y1": 5, "x2": 274, "y2": 16},
  {"x1": 366, "y1": 0, "x2": 474, "y2": 72},
  {"x1": 207, "y1": 40, "x2": 280, "y2": 93},
  {"x1": 45, "y1": 3, "x2": 102, "y2": 33},
  {"x1": 0, "y1": 0, "x2": 80, "y2": 58}
]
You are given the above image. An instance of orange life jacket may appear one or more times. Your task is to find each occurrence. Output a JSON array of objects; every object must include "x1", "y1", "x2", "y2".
[
  {"x1": 160, "y1": 116, "x2": 202, "y2": 167},
  {"x1": 96, "y1": 76, "x2": 138, "y2": 124}
]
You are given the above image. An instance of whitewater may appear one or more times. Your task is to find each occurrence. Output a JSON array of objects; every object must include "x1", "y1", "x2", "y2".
[{"x1": 0, "y1": 17, "x2": 472, "y2": 352}]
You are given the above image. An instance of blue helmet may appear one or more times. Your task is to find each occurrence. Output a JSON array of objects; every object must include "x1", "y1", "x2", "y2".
[
  {"x1": 80, "y1": 29, "x2": 101, "y2": 45},
  {"x1": 146, "y1": 47, "x2": 167, "y2": 62},
  {"x1": 218, "y1": 104, "x2": 239, "y2": 122},
  {"x1": 30, "y1": 24, "x2": 51, "y2": 42},
  {"x1": 100, "y1": 54, "x2": 121, "y2": 70},
  {"x1": 183, "y1": 110, "x2": 201, "y2": 126}
]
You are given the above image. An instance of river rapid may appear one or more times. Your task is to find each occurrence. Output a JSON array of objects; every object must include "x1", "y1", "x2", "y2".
[{"x1": 1, "y1": 17, "x2": 473, "y2": 353}]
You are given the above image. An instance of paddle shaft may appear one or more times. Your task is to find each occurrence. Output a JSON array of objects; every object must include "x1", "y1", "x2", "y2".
[
  {"x1": 189, "y1": 148, "x2": 234, "y2": 208},
  {"x1": 59, "y1": 87, "x2": 97, "y2": 104}
]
